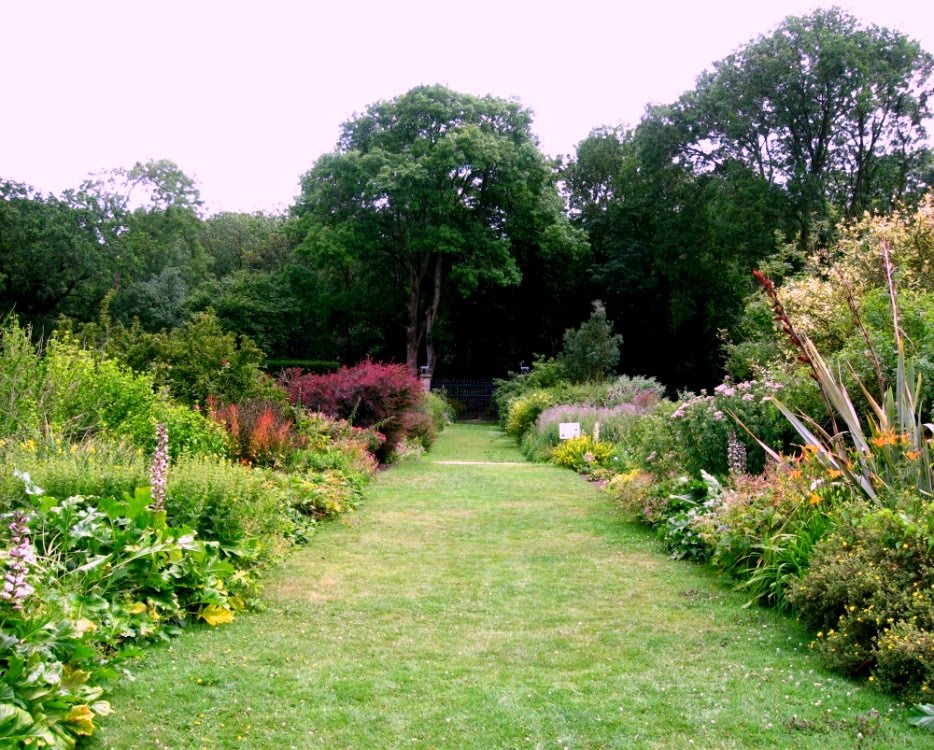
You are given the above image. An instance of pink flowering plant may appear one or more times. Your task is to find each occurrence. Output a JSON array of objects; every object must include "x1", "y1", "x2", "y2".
[{"x1": 669, "y1": 378, "x2": 791, "y2": 476}]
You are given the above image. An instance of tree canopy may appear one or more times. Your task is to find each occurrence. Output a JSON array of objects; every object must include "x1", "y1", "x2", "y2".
[{"x1": 289, "y1": 85, "x2": 584, "y2": 376}]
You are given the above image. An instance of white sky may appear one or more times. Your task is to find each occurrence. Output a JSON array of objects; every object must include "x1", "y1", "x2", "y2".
[{"x1": 2, "y1": 0, "x2": 932, "y2": 215}]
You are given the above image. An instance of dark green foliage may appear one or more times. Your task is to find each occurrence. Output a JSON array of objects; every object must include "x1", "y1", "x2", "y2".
[
  {"x1": 678, "y1": 8, "x2": 934, "y2": 230},
  {"x1": 146, "y1": 311, "x2": 280, "y2": 407},
  {"x1": 290, "y1": 84, "x2": 583, "y2": 374},
  {"x1": 0, "y1": 181, "x2": 117, "y2": 328},
  {"x1": 556, "y1": 300, "x2": 622, "y2": 383}
]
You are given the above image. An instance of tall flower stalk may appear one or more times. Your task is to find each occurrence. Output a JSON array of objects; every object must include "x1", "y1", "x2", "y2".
[
  {"x1": 2, "y1": 510, "x2": 35, "y2": 610},
  {"x1": 150, "y1": 422, "x2": 168, "y2": 512},
  {"x1": 727, "y1": 430, "x2": 747, "y2": 476}
]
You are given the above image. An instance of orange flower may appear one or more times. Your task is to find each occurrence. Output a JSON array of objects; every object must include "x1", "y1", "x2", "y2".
[
  {"x1": 871, "y1": 430, "x2": 898, "y2": 447},
  {"x1": 808, "y1": 493, "x2": 821, "y2": 506}
]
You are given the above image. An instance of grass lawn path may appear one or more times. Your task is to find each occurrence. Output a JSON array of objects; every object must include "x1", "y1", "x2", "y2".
[{"x1": 91, "y1": 424, "x2": 926, "y2": 749}]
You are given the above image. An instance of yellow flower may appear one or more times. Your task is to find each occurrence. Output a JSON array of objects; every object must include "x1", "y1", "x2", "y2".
[{"x1": 808, "y1": 493, "x2": 821, "y2": 506}]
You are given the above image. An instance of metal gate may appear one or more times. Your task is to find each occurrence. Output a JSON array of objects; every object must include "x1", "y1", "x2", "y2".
[{"x1": 431, "y1": 378, "x2": 495, "y2": 420}]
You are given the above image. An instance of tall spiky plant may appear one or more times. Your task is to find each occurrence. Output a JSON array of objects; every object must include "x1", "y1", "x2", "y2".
[{"x1": 751, "y1": 240, "x2": 933, "y2": 502}]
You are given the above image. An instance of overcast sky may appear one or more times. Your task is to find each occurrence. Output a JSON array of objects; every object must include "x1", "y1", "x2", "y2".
[{"x1": 2, "y1": 0, "x2": 933, "y2": 214}]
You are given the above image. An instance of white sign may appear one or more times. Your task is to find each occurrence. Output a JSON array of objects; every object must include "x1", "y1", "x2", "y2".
[{"x1": 559, "y1": 422, "x2": 581, "y2": 440}]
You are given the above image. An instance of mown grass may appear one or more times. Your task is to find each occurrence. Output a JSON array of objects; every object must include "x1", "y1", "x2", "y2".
[{"x1": 90, "y1": 424, "x2": 929, "y2": 749}]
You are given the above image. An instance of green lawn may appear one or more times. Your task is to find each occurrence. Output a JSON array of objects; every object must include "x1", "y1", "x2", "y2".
[{"x1": 90, "y1": 424, "x2": 927, "y2": 749}]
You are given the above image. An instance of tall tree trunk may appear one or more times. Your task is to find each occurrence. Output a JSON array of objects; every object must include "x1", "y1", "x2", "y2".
[
  {"x1": 424, "y1": 254, "x2": 443, "y2": 380},
  {"x1": 405, "y1": 256, "x2": 431, "y2": 375}
]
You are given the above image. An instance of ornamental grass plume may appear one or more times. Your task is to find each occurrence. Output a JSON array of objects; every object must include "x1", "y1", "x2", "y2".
[
  {"x1": 2, "y1": 510, "x2": 35, "y2": 610},
  {"x1": 150, "y1": 422, "x2": 168, "y2": 511}
]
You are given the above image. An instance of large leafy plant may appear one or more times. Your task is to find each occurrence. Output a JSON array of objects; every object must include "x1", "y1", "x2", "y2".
[{"x1": 751, "y1": 241, "x2": 933, "y2": 504}]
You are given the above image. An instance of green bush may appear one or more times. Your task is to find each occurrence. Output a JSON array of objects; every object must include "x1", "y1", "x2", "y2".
[
  {"x1": 556, "y1": 300, "x2": 622, "y2": 383},
  {"x1": 43, "y1": 333, "x2": 156, "y2": 443},
  {"x1": 167, "y1": 457, "x2": 296, "y2": 554},
  {"x1": 600, "y1": 374, "x2": 667, "y2": 406},
  {"x1": 152, "y1": 401, "x2": 227, "y2": 458},
  {"x1": 148, "y1": 311, "x2": 282, "y2": 406},
  {"x1": 491, "y1": 356, "x2": 565, "y2": 422},
  {"x1": 504, "y1": 390, "x2": 553, "y2": 437},
  {"x1": 0, "y1": 317, "x2": 44, "y2": 439},
  {"x1": 424, "y1": 391, "x2": 455, "y2": 430},
  {"x1": 789, "y1": 495, "x2": 934, "y2": 699},
  {"x1": 0, "y1": 320, "x2": 224, "y2": 458}
]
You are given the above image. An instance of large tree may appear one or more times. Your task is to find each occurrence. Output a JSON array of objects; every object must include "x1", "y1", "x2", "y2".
[
  {"x1": 0, "y1": 179, "x2": 117, "y2": 327},
  {"x1": 674, "y1": 8, "x2": 933, "y2": 241},
  {"x1": 290, "y1": 85, "x2": 582, "y2": 376}
]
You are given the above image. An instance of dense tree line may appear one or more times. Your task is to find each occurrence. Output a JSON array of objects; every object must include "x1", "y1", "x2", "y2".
[{"x1": 1, "y1": 9, "x2": 931, "y2": 390}]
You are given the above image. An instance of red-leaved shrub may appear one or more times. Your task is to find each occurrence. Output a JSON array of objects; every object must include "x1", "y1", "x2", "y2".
[
  {"x1": 281, "y1": 361, "x2": 424, "y2": 460},
  {"x1": 210, "y1": 398, "x2": 300, "y2": 467}
]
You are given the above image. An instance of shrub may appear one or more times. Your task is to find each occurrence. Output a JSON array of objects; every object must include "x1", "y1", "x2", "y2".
[
  {"x1": 550, "y1": 435, "x2": 617, "y2": 472},
  {"x1": 789, "y1": 496, "x2": 934, "y2": 699},
  {"x1": 167, "y1": 456, "x2": 268, "y2": 551},
  {"x1": 600, "y1": 374, "x2": 666, "y2": 406},
  {"x1": 605, "y1": 469, "x2": 656, "y2": 516},
  {"x1": 42, "y1": 333, "x2": 157, "y2": 444},
  {"x1": 209, "y1": 398, "x2": 298, "y2": 468},
  {"x1": 399, "y1": 409, "x2": 437, "y2": 451},
  {"x1": 0, "y1": 317, "x2": 44, "y2": 439},
  {"x1": 556, "y1": 300, "x2": 622, "y2": 383},
  {"x1": 491, "y1": 356, "x2": 565, "y2": 422},
  {"x1": 0, "y1": 322, "x2": 225, "y2": 458},
  {"x1": 282, "y1": 361, "x2": 424, "y2": 460},
  {"x1": 424, "y1": 391, "x2": 455, "y2": 431},
  {"x1": 148, "y1": 311, "x2": 281, "y2": 406},
  {"x1": 152, "y1": 402, "x2": 227, "y2": 458},
  {"x1": 504, "y1": 390, "x2": 553, "y2": 438}
]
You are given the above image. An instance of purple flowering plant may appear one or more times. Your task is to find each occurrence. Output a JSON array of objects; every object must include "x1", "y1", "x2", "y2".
[{"x1": 669, "y1": 379, "x2": 790, "y2": 476}]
